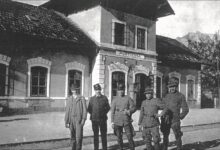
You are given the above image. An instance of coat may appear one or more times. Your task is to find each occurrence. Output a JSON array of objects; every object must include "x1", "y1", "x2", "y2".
[
  {"x1": 111, "y1": 95, "x2": 136, "y2": 126},
  {"x1": 138, "y1": 98, "x2": 167, "y2": 128},
  {"x1": 88, "y1": 95, "x2": 110, "y2": 122},
  {"x1": 162, "y1": 92, "x2": 189, "y2": 124},
  {"x1": 65, "y1": 95, "x2": 87, "y2": 125}
]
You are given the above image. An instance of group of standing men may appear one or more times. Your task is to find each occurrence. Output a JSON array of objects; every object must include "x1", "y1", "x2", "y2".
[{"x1": 65, "y1": 77, "x2": 189, "y2": 150}]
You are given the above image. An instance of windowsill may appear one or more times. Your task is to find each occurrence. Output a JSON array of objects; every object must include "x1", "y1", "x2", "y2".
[{"x1": 99, "y1": 42, "x2": 157, "y2": 56}]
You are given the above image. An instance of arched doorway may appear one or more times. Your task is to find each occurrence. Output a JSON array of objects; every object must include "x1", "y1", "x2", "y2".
[{"x1": 135, "y1": 73, "x2": 153, "y2": 109}]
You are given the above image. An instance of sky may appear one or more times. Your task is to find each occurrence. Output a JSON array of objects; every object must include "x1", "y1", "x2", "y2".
[
  {"x1": 13, "y1": 0, "x2": 220, "y2": 39},
  {"x1": 157, "y1": 0, "x2": 220, "y2": 38}
]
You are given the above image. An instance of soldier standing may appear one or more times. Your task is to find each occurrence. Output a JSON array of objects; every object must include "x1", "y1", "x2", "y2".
[
  {"x1": 65, "y1": 84, "x2": 87, "y2": 150},
  {"x1": 111, "y1": 83, "x2": 136, "y2": 150},
  {"x1": 88, "y1": 84, "x2": 110, "y2": 150},
  {"x1": 138, "y1": 87, "x2": 167, "y2": 150},
  {"x1": 161, "y1": 77, "x2": 189, "y2": 150}
]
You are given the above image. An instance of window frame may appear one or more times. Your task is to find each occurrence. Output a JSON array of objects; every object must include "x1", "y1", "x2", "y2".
[
  {"x1": 186, "y1": 75, "x2": 196, "y2": 101},
  {"x1": 135, "y1": 25, "x2": 148, "y2": 50},
  {"x1": 108, "y1": 62, "x2": 128, "y2": 101},
  {"x1": 65, "y1": 62, "x2": 85, "y2": 98},
  {"x1": 156, "y1": 71, "x2": 163, "y2": 98},
  {"x1": 0, "y1": 54, "x2": 11, "y2": 97},
  {"x1": 30, "y1": 66, "x2": 48, "y2": 97},
  {"x1": 112, "y1": 19, "x2": 127, "y2": 46},
  {"x1": 27, "y1": 57, "x2": 51, "y2": 98}
]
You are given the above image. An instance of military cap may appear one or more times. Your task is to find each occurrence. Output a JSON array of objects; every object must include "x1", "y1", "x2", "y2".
[
  {"x1": 144, "y1": 87, "x2": 153, "y2": 94},
  {"x1": 93, "y1": 83, "x2": 101, "y2": 90},
  {"x1": 117, "y1": 83, "x2": 125, "y2": 90},
  {"x1": 168, "y1": 77, "x2": 179, "y2": 87}
]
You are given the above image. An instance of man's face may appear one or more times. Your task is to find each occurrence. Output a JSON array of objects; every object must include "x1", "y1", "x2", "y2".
[
  {"x1": 169, "y1": 86, "x2": 177, "y2": 93},
  {"x1": 95, "y1": 90, "x2": 101, "y2": 96},
  {"x1": 117, "y1": 90, "x2": 125, "y2": 97},
  {"x1": 145, "y1": 93, "x2": 153, "y2": 100}
]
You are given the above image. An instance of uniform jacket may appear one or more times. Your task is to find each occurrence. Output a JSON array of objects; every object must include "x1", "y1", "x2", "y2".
[
  {"x1": 163, "y1": 92, "x2": 189, "y2": 124},
  {"x1": 111, "y1": 95, "x2": 136, "y2": 126},
  {"x1": 138, "y1": 98, "x2": 167, "y2": 128},
  {"x1": 65, "y1": 95, "x2": 87, "y2": 125},
  {"x1": 88, "y1": 95, "x2": 110, "y2": 122}
]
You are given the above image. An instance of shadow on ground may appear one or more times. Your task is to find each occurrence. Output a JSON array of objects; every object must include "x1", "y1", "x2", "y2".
[{"x1": 108, "y1": 139, "x2": 220, "y2": 150}]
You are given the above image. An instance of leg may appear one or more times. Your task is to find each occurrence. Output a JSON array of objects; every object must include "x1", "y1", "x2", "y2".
[
  {"x1": 160, "y1": 120, "x2": 171, "y2": 150},
  {"x1": 171, "y1": 122, "x2": 183, "y2": 150},
  {"x1": 124, "y1": 124, "x2": 135, "y2": 150},
  {"x1": 143, "y1": 127, "x2": 153, "y2": 150},
  {"x1": 151, "y1": 126, "x2": 161, "y2": 150},
  {"x1": 114, "y1": 125, "x2": 123, "y2": 150},
  {"x1": 100, "y1": 121, "x2": 107, "y2": 150},
  {"x1": 70, "y1": 123, "x2": 76, "y2": 150},
  {"x1": 75, "y1": 121, "x2": 83, "y2": 150},
  {"x1": 92, "y1": 121, "x2": 100, "y2": 150}
]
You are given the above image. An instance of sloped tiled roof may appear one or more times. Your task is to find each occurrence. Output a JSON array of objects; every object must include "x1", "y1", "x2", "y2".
[
  {"x1": 41, "y1": 0, "x2": 174, "y2": 20},
  {"x1": 0, "y1": 0, "x2": 95, "y2": 46},
  {"x1": 156, "y1": 35, "x2": 206, "y2": 64}
]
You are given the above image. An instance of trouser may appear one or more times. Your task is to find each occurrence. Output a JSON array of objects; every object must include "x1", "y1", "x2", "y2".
[
  {"x1": 70, "y1": 121, "x2": 83, "y2": 150},
  {"x1": 161, "y1": 121, "x2": 183, "y2": 150},
  {"x1": 114, "y1": 124, "x2": 135, "y2": 150},
  {"x1": 142, "y1": 126, "x2": 160, "y2": 150},
  {"x1": 92, "y1": 120, "x2": 108, "y2": 150}
]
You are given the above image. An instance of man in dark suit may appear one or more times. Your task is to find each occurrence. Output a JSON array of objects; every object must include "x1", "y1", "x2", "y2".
[
  {"x1": 88, "y1": 83, "x2": 110, "y2": 150},
  {"x1": 65, "y1": 84, "x2": 87, "y2": 150}
]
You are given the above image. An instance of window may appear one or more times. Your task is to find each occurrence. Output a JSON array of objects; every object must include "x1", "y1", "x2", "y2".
[
  {"x1": 113, "y1": 22, "x2": 125, "y2": 46},
  {"x1": 112, "y1": 71, "x2": 125, "y2": 97},
  {"x1": 137, "y1": 28, "x2": 146, "y2": 49},
  {"x1": 135, "y1": 74, "x2": 153, "y2": 109},
  {"x1": 0, "y1": 63, "x2": 7, "y2": 96},
  {"x1": 156, "y1": 76, "x2": 162, "y2": 98},
  {"x1": 186, "y1": 75, "x2": 195, "y2": 101},
  {"x1": 187, "y1": 79, "x2": 194, "y2": 100},
  {"x1": 68, "y1": 70, "x2": 82, "y2": 95},
  {"x1": 30, "y1": 66, "x2": 47, "y2": 97},
  {"x1": 136, "y1": 26, "x2": 147, "y2": 50}
]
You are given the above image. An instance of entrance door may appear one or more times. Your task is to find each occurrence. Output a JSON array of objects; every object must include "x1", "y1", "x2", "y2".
[{"x1": 135, "y1": 73, "x2": 152, "y2": 109}]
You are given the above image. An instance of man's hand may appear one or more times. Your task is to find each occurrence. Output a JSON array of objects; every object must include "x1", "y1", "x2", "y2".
[
  {"x1": 65, "y1": 123, "x2": 70, "y2": 128},
  {"x1": 111, "y1": 123, "x2": 115, "y2": 129}
]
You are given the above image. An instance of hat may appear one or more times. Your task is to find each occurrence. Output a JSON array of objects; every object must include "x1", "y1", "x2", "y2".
[
  {"x1": 168, "y1": 77, "x2": 179, "y2": 87},
  {"x1": 117, "y1": 83, "x2": 125, "y2": 90},
  {"x1": 144, "y1": 87, "x2": 153, "y2": 94},
  {"x1": 93, "y1": 83, "x2": 101, "y2": 90},
  {"x1": 70, "y1": 84, "x2": 78, "y2": 91}
]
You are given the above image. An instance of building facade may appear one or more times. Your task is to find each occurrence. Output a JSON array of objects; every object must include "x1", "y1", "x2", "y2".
[{"x1": 0, "y1": 0, "x2": 204, "y2": 113}]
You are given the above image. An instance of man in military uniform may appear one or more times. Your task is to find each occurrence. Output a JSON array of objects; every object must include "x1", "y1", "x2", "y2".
[
  {"x1": 138, "y1": 87, "x2": 167, "y2": 150},
  {"x1": 88, "y1": 83, "x2": 110, "y2": 150},
  {"x1": 161, "y1": 77, "x2": 189, "y2": 150},
  {"x1": 111, "y1": 83, "x2": 136, "y2": 150},
  {"x1": 65, "y1": 84, "x2": 87, "y2": 150}
]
